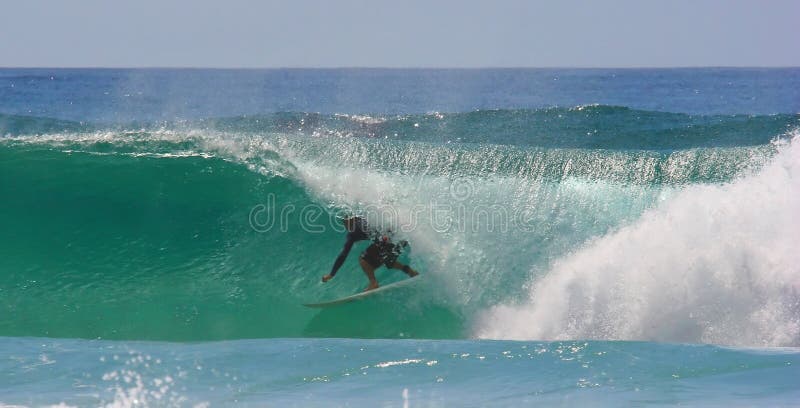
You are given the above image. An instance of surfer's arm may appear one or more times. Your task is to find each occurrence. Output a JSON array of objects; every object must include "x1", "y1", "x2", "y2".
[{"x1": 323, "y1": 238, "x2": 355, "y2": 281}]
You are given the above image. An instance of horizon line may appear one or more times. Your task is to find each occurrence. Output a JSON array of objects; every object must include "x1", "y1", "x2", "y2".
[{"x1": 1, "y1": 65, "x2": 799, "y2": 70}]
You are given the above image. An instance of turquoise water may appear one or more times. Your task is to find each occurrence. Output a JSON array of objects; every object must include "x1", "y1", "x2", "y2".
[
  {"x1": 1, "y1": 68, "x2": 799, "y2": 406},
  {"x1": 3, "y1": 338, "x2": 799, "y2": 407}
]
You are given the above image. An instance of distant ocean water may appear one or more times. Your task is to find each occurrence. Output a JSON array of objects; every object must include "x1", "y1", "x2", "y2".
[{"x1": 1, "y1": 68, "x2": 799, "y2": 406}]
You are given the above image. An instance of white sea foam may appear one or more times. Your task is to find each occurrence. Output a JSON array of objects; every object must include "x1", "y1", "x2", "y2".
[{"x1": 476, "y1": 133, "x2": 800, "y2": 346}]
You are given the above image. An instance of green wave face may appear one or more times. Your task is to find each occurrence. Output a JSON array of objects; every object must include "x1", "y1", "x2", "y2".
[
  {"x1": 0, "y1": 109, "x2": 796, "y2": 342},
  {"x1": 0, "y1": 138, "x2": 470, "y2": 340}
]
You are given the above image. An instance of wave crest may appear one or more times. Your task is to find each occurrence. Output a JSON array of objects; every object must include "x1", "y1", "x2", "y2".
[{"x1": 476, "y1": 134, "x2": 800, "y2": 347}]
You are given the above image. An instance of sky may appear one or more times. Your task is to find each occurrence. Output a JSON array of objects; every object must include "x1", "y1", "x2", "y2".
[{"x1": 1, "y1": 0, "x2": 797, "y2": 68}]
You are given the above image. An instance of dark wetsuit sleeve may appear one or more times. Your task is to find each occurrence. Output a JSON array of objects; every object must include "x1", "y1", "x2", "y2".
[{"x1": 329, "y1": 236, "x2": 356, "y2": 277}]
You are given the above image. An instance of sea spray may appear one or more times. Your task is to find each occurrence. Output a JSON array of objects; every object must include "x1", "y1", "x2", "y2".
[{"x1": 476, "y1": 133, "x2": 800, "y2": 346}]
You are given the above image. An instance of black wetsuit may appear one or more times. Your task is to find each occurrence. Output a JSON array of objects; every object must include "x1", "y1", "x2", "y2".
[
  {"x1": 328, "y1": 218, "x2": 371, "y2": 277},
  {"x1": 328, "y1": 218, "x2": 406, "y2": 276}
]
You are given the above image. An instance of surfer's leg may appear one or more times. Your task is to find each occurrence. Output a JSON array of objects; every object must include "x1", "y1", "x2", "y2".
[
  {"x1": 389, "y1": 262, "x2": 418, "y2": 277},
  {"x1": 359, "y1": 257, "x2": 380, "y2": 291}
]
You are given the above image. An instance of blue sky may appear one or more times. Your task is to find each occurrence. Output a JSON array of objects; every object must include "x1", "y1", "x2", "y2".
[{"x1": 1, "y1": 0, "x2": 797, "y2": 68}]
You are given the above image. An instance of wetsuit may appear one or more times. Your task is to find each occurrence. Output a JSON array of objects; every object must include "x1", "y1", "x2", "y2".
[
  {"x1": 328, "y1": 218, "x2": 409, "y2": 276},
  {"x1": 328, "y1": 218, "x2": 371, "y2": 277},
  {"x1": 360, "y1": 237, "x2": 407, "y2": 268}
]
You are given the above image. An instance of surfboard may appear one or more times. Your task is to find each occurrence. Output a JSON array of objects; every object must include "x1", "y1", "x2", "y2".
[{"x1": 303, "y1": 276, "x2": 419, "y2": 308}]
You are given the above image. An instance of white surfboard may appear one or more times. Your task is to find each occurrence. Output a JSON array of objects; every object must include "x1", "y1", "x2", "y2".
[{"x1": 303, "y1": 276, "x2": 419, "y2": 308}]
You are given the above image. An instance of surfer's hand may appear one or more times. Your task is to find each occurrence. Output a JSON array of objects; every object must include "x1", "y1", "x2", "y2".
[{"x1": 322, "y1": 274, "x2": 333, "y2": 283}]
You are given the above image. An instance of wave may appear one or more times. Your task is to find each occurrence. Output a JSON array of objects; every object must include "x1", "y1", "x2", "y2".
[
  {"x1": 3, "y1": 106, "x2": 799, "y2": 149},
  {"x1": 183, "y1": 106, "x2": 800, "y2": 150},
  {"x1": 0, "y1": 124, "x2": 797, "y2": 344},
  {"x1": 0, "y1": 113, "x2": 91, "y2": 136}
]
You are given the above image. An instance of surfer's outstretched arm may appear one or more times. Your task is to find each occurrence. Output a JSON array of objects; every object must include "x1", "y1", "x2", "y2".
[{"x1": 322, "y1": 238, "x2": 355, "y2": 282}]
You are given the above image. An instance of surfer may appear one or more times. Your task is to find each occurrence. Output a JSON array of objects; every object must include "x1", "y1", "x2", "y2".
[{"x1": 322, "y1": 216, "x2": 418, "y2": 291}]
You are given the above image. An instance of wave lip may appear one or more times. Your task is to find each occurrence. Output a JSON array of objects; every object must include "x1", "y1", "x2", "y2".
[
  {"x1": 4, "y1": 107, "x2": 798, "y2": 150},
  {"x1": 183, "y1": 107, "x2": 800, "y2": 150}
]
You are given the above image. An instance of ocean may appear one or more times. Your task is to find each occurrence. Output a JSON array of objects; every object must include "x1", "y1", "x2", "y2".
[{"x1": 1, "y1": 68, "x2": 799, "y2": 406}]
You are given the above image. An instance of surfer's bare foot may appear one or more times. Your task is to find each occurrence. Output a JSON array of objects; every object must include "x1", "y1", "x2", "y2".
[
  {"x1": 322, "y1": 274, "x2": 333, "y2": 282},
  {"x1": 364, "y1": 282, "x2": 379, "y2": 292}
]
